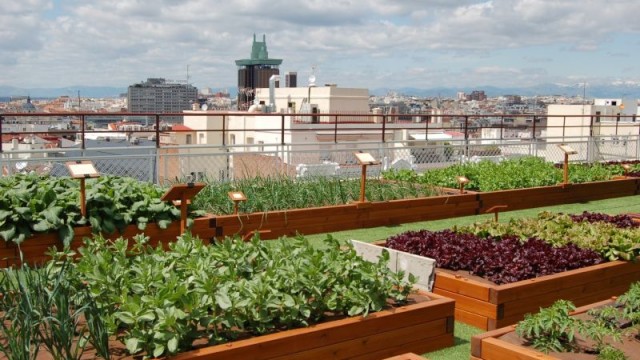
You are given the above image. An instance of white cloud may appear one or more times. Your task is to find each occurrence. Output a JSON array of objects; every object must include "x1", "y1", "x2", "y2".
[{"x1": 1, "y1": 0, "x2": 639, "y2": 89}]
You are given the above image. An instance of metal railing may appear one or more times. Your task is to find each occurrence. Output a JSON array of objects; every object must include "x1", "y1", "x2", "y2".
[{"x1": 1, "y1": 111, "x2": 639, "y2": 184}]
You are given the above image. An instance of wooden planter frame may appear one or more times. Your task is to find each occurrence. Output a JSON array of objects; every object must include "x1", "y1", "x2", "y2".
[
  {"x1": 470, "y1": 298, "x2": 617, "y2": 360},
  {"x1": 210, "y1": 178, "x2": 640, "y2": 240},
  {"x1": 434, "y1": 260, "x2": 640, "y2": 330},
  {"x1": 3, "y1": 178, "x2": 639, "y2": 266},
  {"x1": 0, "y1": 215, "x2": 217, "y2": 267},
  {"x1": 163, "y1": 292, "x2": 455, "y2": 360}
]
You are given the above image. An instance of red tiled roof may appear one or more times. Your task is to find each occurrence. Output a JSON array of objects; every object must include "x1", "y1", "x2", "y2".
[{"x1": 171, "y1": 124, "x2": 193, "y2": 131}]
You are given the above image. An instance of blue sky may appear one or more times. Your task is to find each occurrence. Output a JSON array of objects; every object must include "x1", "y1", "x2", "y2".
[{"x1": 1, "y1": 0, "x2": 639, "y2": 91}]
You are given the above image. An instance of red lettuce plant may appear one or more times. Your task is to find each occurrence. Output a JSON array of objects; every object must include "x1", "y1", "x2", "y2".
[{"x1": 385, "y1": 230, "x2": 604, "y2": 285}]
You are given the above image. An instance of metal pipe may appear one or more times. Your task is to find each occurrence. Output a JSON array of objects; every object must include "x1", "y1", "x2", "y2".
[{"x1": 268, "y1": 75, "x2": 280, "y2": 112}]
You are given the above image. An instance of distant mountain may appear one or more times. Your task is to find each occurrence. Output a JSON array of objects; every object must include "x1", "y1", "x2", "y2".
[
  {"x1": 371, "y1": 82, "x2": 640, "y2": 99},
  {"x1": 2, "y1": 82, "x2": 639, "y2": 100},
  {"x1": 0, "y1": 85, "x2": 126, "y2": 99}
]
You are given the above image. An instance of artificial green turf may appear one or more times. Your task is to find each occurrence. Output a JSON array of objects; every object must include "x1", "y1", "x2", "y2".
[
  {"x1": 422, "y1": 321, "x2": 484, "y2": 359},
  {"x1": 298, "y1": 194, "x2": 640, "y2": 248},
  {"x1": 296, "y1": 195, "x2": 640, "y2": 359}
]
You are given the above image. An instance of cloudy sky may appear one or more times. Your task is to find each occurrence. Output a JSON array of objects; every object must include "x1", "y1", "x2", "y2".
[{"x1": 1, "y1": 0, "x2": 639, "y2": 91}]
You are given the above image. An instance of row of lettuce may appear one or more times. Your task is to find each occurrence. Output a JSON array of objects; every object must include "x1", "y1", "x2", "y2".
[
  {"x1": 1, "y1": 157, "x2": 638, "y2": 245},
  {"x1": 386, "y1": 211, "x2": 640, "y2": 285},
  {"x1": 383, "y1": 157, "x2": 640, "y2": 191}
]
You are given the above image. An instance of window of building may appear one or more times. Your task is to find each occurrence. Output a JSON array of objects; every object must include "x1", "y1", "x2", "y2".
[{"x1": 186, "y1": 134, "x2": 192, "y2": 144}]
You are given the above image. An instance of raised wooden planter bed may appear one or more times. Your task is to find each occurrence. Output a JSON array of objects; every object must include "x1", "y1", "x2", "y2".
[
  {"x1": 210, "y1": 178, "x2": 640, "y2": 240},
  {"x1": 434, "y1": 260, "x2": 640, "y2": 331},
  {"x1": 162, "y1": 292, "x2": 454, "y2": 360},
  {"x1": 470, "y1": 298, "x2": 619, "y2": 360},
  {"x1": 361, "y1": 240, "x2": 640, "y2": 331},
  {"x1": 0, "y1": 215, "x2": 217, "y2": 267},
  {"x1": 211, "y1": 193, "x2": 480, "y2": 240}
]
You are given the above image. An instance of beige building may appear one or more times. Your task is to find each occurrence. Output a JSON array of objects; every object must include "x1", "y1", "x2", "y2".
[
  {"x1": 162, "y1": 85, "x2": 451, "y2": 180},
  {"x1": 546, "y1": 100, "x2": 639, "y2": 142}
]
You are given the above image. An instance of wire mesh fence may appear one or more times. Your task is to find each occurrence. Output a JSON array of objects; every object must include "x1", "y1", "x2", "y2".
[{"x1": 2, "y1": 135, "x2": 639, "y2": 185}]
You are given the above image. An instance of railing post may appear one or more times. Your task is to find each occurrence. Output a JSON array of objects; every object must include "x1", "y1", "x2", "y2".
[
  {"x1": 155, "y1": 115, "x2": 160, "y2": 148},
  {"x1": 424, "y1": 114, "x2": 429, "y2": 139},
  {"x1": 500, "y1": 115, "x2": 504, "y2": 140},
  {"x1": 637, "y1": 124, "x2": 640, "y2": 160},
  {"x1": 0, "y1": 115, "x2": 3, "y2": 173},
  {"x1": 532, "y1": 115, "x2": 537, "y2": 140},
  {"x1": 281, "y1": 114, "x2": 286, "y2": 145},
  {"x1": 222, "y1": 114, "x2": 226, "y2": 146},
  {"x1": 381, "y1": 114, "x2": 387, "y2": 143},
  {"x1": 81, "y1": 114, "x2": 86, "y2": 150},
  {"x1": 464, "y1": 115, "x2": 469, "y2": 157},
  {"x1": 0, "y1": 115, "x2": 3, "y2": 153},
  {"x1": 334, "y1": 114, "x2": 338, "y2": 143}
]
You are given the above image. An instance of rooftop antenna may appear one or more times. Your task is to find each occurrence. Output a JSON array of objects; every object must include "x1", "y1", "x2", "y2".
[{"x1": 186, "y1": 65, "x2": 190, "y2": 84}]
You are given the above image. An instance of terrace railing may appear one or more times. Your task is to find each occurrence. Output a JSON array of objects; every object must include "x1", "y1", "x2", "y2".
[{"x1": 1, "y1": 111, "x2": 639, "y2": 184}]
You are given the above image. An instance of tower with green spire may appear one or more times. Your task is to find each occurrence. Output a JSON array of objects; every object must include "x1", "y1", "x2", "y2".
[{"x1": 235, "y1": 34, "x2": 282, "y2": 110}]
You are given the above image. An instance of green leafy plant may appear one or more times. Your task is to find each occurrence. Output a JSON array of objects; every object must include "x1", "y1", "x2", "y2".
[
  {"x1": 596, "y1": 345, "x2": 627, "y2": 360},
  {"x1": 456, "y1": 211, "x2": 640, "y2": 261},
  {"x1": 191, "y1": 174, "x2": 438, "y2": 215},
  {"x1": 70, "y1": 232, "x2": 416, "y2": 358},
  {"x1": 516, "y1": 299, "x2": 579, "y2": 353},
  {"x1": 0, "y1": 174, "x2": 186, "y2": 245},
  {"x1": 515, "y1": 281, "x2": 640, "y2": 358},
  {"x1": 383, "y1": 156, "x2": 624, "y2": 192}
]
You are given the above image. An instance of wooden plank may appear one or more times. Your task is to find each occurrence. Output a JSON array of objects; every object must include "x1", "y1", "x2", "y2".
[
  {"x1": 382, "y1": 353, "x2": 426, "y2": 360},
  {"x1": 481, "y1": 337, "x2": 558, "y2": 360},
  {"x1": 434, "y1": 271, "x2": 493, "y2": 301},
  {"x1": 493, "y1": 260, "x2": 640, "y2": 304},
  {"x1": 169, "y1": 294, "x2": 453, "y2": 360},
  {"x1": 350, "y1": 334, "x2": 454, "y2": 360},
  {"x1": 455, "y1": 307, "x2": 489, "y2": 330},
  {"x1": 470, "y1": 325, "x2": 517, "y2": 358},
  {"x1": 433, "y1": 288, "x2": 498, "y2": 319},
  {"x1": 271, "y1": 318, "x2": 449, "y2": 360},
  {"x1": 499, "y1": 272, "x2": 626, "y2": 318},
  {"x1": 493, "y1": 283, "x2": 630, "y2": 330}
]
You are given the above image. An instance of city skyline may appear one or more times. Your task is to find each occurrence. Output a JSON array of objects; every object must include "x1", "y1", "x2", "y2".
[{"x1": 1, "y1": 0, "x2": 639, "y2": 92}]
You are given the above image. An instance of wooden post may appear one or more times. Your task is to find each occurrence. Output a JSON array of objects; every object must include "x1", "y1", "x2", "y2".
[
  {"x1": 563, "y1": 152, "x2": 569, "y2": 185},
  {"x1": 80, "y1": 177, "x2": 87, "y2": 217},
  {"x1": 66, "y1": 161, "x2": 99, "y2": 219},
  {"x1": 180, "y1": 192, "x2": 188, "y2": 233},
  {"x1": 486, "y1": 205, "x2": 508, "y2": 222},
  {"x1": 161, "y1": 183, "x2": 206, "y2": 235},
  {"x1": 557, "y1": 144, "x2": 577, "y2": 186},
  {"x1": 456, "y1": 176, "x2": 469, "y2": 194},
  {"x1": 359, "y1": 163, "x2": 368, "y2": 203},
  {"x1": 228, "y1": 191, "x2": 247, "y2": 215},
  {"x1": 353, "y1": 152, "x2": 378, "y2": 204}
]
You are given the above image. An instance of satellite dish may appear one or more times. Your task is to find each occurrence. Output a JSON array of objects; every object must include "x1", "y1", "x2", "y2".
[
  {"x1": 308, "y1": 74, "x2": 316, "y2": 86},
  {"x1": 15, "y1": 162, "x2": 27, "y2": 171},
  {"x1": 201, "y1": 104, "x2": 209, "y2": 111}
]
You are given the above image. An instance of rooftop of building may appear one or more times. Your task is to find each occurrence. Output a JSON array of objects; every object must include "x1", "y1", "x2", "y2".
[{"x1": 235, "y1": 34, "x2": 282, "y2": 67}]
